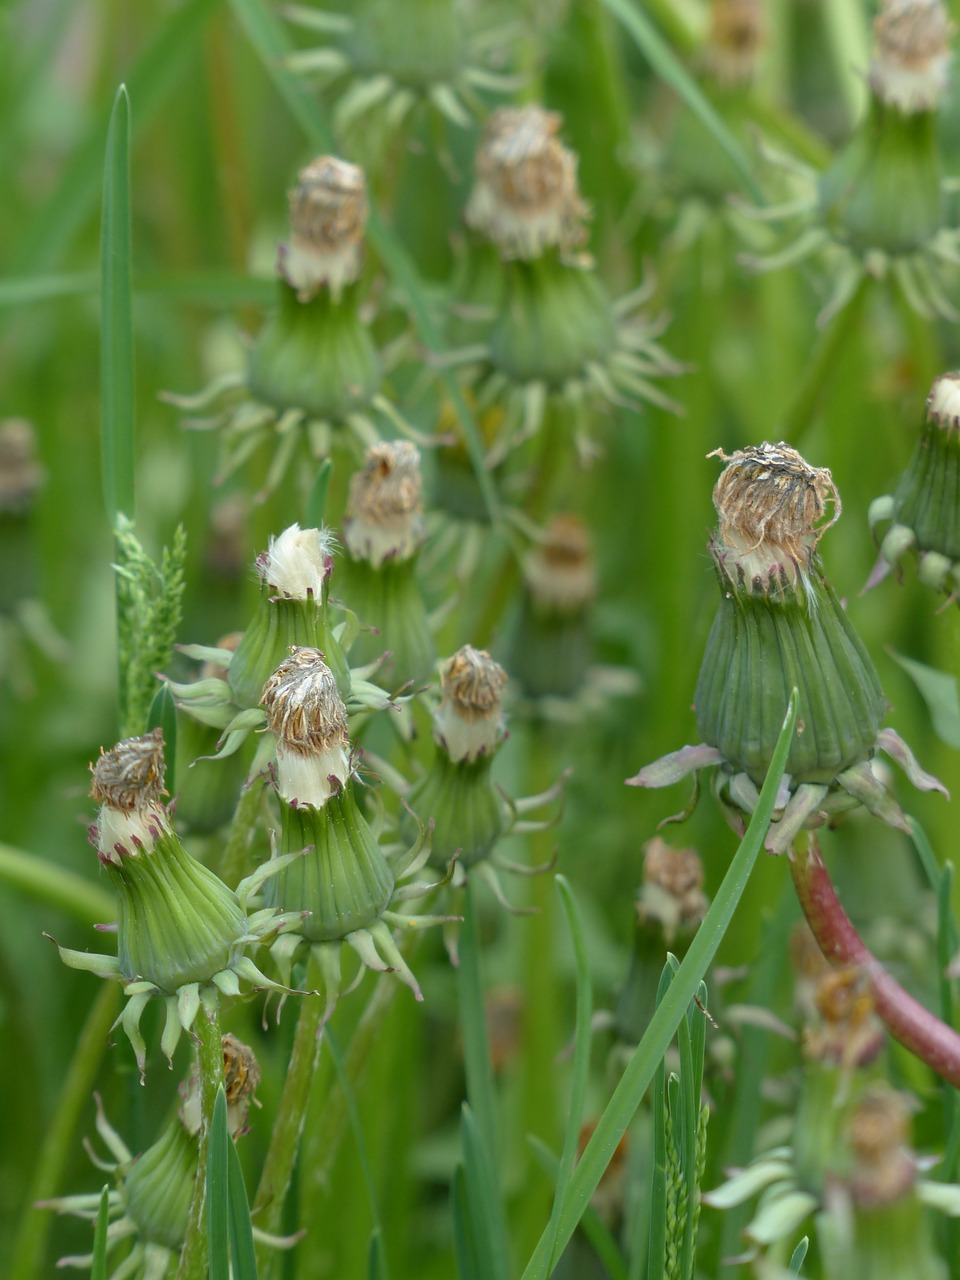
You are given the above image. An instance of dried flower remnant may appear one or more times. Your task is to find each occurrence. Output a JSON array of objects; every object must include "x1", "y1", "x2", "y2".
[
  {"x1": 870, "y1": 0, "x2": 953, "y2": 113},
  {"x1": 465, "y1": 105, "x2": 588, "y2": 260},
  {"x1": 55, "y1": 731, "x2": 289, "y2": 1077},
  {"x1": 869, "y1": 372, "x2": 960, "y2": 599},
  {"x1": 0, "y1": 417, "x2": 43, "y2": 513},
  {"x1": 344, "y1": 440, "x2": 425, "y2": 567},
  {"x1": 279, "y1": 155, "x2": 368, "y2": 302},
  {"x1": 628, "y1": 442, "x2": 945, "y2": 853}
]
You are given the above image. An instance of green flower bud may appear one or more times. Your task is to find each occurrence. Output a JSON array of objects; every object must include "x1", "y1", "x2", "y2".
[
  {"x1": 245, "y1": 155, "x2": 380, "y2": 430},
  {"x1": 228, "y1": 524, "x2": 350, "y2": 708},
  {"x1": 871, "y1": 373, "x2": 960, "y2": 597},
  {"x1": 89, "y1": 732, "x2": 247, "y2": 994},
  {"x1": 819, "y1": 1, "x2": 950, "y2": 256},
  {"x1": 260, "y1": 647, "x2": 437, "y2": 1009},
  {"x1": 407, "y1": 646, "x2": 509, "y2": 868},
  {"x1": 695, "y1": 443, "x2": 886, "y2": 786},
  {"x1": 629, "y1": 442, "x2": 946, "y2": 850},
  {"x1": 346, "y1": 0, "x2": 464, "y2": 94},
  {"x1": 340, "y1": 441, "x2": 435, "y2": 685}
]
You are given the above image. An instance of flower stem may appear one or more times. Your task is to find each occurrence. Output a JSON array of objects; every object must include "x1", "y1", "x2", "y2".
[
  {"x1": 790, "y1": 831, "x2": 960, "y2": 1086},
  {"x1": 176, "y1": 994, "x2": 223, "y2": 1280},
  {"x1": 253, "y1": 955, "x2": 324, "y2": 1272},
  {"x1": 217, "y1": 768, "x2": 267, "y2": 888}
]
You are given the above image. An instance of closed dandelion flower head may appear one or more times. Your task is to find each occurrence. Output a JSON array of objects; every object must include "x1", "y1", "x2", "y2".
[
  {"x1": 57, "y1": 730, "x2": 289, "y2": 1077},
  {"x1": 434, "y1": 644, "x2": 508, "y2": 762},
  {"x1": 466, "y1": 105, "x2": 588, "y2": 259},
  {"x1": 704, "y1": 0, "x2": 765, "y2": 86},
  {"x1": 259, "y1": 523, "x2": 337, "y2": 599},
  {"x1": 869, "y1": 371, "x2": 960, "y2": 599},
  {"x1": 628, "y1": 441, "x2": 946, "y2": 852}
]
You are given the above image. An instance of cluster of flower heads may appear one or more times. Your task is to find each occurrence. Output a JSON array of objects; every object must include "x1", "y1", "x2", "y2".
[
  {"x1": 738, "y1": 0, "x2": 960, "y2": 324},
  {"x1": 628, "y1": 441, "x2": 945, "y2": 852}
]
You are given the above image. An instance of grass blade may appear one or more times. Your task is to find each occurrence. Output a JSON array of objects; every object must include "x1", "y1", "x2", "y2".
[
  {"x1": 148, "y1": 684, "x2": 178, "y2": 795},
  {"x1": 642, "y1": 962, "x2": 675, "y2": 1280},
  {"x1": 528, "y1": 1137, "x2": 628, "y2": 1280},
  {"x1": 521, "y1": 689, "x2": 799, "y2": 1280},
  {"x1": 599, "y1": 0, "x2": 762, "y2": 203},
  {"x1": 0, "y1": 844, "x2": 114, "y2": 925},
  {"x1": 207, "y1": 1086, "x2": 230, "y2": 1280},
  {"x1": 225, "y1": 1120, "x2": 258, "y2": 1280},
  {"x1": 544, "y1": 875, "x2": 594, "y2": 1271},
  {"x1": 90, "y1": 1185, "x2": 111, "y2": 1280},
  {"x1": 460, "y1": 1104, "x2": 512, "y2": 1280},
  {"x1": 100, "y1": 85, "x2": 135, "y2": 528}
]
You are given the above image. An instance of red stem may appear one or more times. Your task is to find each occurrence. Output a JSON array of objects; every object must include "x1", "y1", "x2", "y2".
[{"x1": 790, "y1": 833, "x2": 960, "y2": 1088}]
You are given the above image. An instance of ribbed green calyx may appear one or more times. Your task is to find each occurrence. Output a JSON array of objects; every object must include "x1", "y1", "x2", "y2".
[
  {"x1": 695, "y1": 561, "x2": 886, "y2": 785},
  {"x1": 248, "y1": 280, "x2": 380, "y2": 421},
  {"x1": 269, "y1": 789, "x2": 395, "y2": 942},
  {"x1": 347, "y1": 0, "x2": 463, "y2": 87},
  {"x1": 108, "y1": 830, "x2": 247, "y2": 991},
  {"x1": 410, "y1": 750, "x2": 506, "y2": 869},
  {"x1": 122, "y1": 1118, "x2": 196, "y2": 1250},
  {"x1": 490, "y1": 252, "x2": 617, "y2": 387},
  {"x1": 341, "y1": 555, "x2": 435, "y2": 685},
  {"x1": 694, "y1": 442, "x2": 886, "y2": 787},
  {"x1": 228, "y1": 584, "x2": 350, "y2": 709},
  {"x1": 820, "y1": 98, "x2": 942, "y2": 257},
  {"x1": 892, "y1": 411, "x2": 960, "y2": 559}
]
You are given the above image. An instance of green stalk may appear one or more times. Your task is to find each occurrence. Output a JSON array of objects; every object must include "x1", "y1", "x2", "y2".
[
  {"x1": 217, "y1": 772, "x2": 268, "y2": 889},
  {"x1": 10, "y1": 984, "x2": 120, "y2": 1280},
  {"x1": 177, "y1": 995, "x2": 224, "y2": 1280},
  {"x1": 521, "y1": 689, "x2": 798, "y2": 1280},
  {"x1": 253, "y1": 955, "x2": 325, "y2": 1272}
]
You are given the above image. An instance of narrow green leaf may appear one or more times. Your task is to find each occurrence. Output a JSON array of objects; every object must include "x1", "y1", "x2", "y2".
[
  {"x1": 100, "y1": 85, "x2": 135, "y2": 529},
  {"x1": 225, "y1": 1124, "x2": 258, "y2": 1280},
  {"x1": 522, "y1": 690, "x2": 799, "y2": 1280},
  {"x1": 528, "y1": 1137, "x2": 628, "y2": 1280},
  {"x1": 207, "y1": 1086, "x2": 230, "y2": 1280},
  {"x1": 788, "y1": 1235, "x2": 810, "y2": 1274},
  {"x1": 0, "y1": 273, "x2": 98, "y2": 308},
  {"x1": 90, "y1": 1185, "x2": 111, "y2": 1280},
  {"x1": 451, "y1": 1164, "x2": 478, "y2": 1280},
  {"x1": 599, "y1": 0, "x2": 763, "y2": 203},
  {"x1": 368, "y1": 1230, "x2": 388, "y2": 1280},
  {"x1": 460, "y1": 1104, "x2": 512, "y2": 1280},
  {"x1": 891, "y1": 652, "x2": 960, "y2": 749},
  {"x1": 545, "y1": 875, "x2": 594, "y2": 1271}
]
